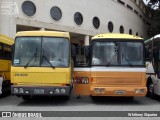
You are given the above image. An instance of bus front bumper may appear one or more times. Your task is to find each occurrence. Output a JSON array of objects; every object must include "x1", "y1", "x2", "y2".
[
  {"x1": 11, "y1": 85, "x2": 70, "y2": 96},
  {"x1": 90, "y1": 86, "x2": 147, "y2": 96}
]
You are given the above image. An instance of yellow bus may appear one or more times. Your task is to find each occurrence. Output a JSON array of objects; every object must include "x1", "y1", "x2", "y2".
[
  {"x1": 11, "y1": 31, "x2": 73, "y2": 100},
  {"x1": 73, "y1": 33, "x2": 147, "y2": 98},
  {"x1": 0, "y1": 34, "x2": 13, "y2": 95}
]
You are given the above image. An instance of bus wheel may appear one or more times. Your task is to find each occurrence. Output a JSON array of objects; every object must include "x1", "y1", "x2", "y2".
[
  {"x1": 22, "y1": 96, "x2": 31, "y2": 101},
  {"x1": 1, "y1": 80, "x2": 11, "y2": 96},
  {"x1": 147, "y1": 82, "x2": 154, "y2": 98},
  {"x1": 63, "y1": 86, "x2": 72, "y2": 100}
]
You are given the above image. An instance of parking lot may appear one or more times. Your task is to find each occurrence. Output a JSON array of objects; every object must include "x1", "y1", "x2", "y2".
[{"x1": 0, "y1": 93, "x2": 160, "y2": 119}]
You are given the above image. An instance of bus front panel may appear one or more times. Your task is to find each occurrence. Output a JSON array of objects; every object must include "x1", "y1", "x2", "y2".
[
  {"x1": 11, "y1": 33, "x2": 72, "y2": 97},
  {"x1": 74, "y1": 37, "x2": 147, "y2": 97}
]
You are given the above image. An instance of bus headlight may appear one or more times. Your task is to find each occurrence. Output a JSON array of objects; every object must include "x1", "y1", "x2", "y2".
[
  {"x1": 100, "y1": 88, "x2": 105, "y2": 94},
  {"x1": 19, "y1": 88, "x2": 24, "y2": 93},
  {"x1": 61, "y1": 89, "x2": 66, "y2": 94},
  {"x1": 54, "y1": 88, "x2": 60, "y2": 94},
  {"x1": 13, "y1": 88, "x2": 18, "y2": 93},
  {"x1": 135, "y1": 89, "x2": 145, "y2": 94},
  {"x1": 94, "y1": 88, "x2": 100, "y2": 93},
  {"x1": 94, "y1": 88, "x2": 105, "y2": 94}
]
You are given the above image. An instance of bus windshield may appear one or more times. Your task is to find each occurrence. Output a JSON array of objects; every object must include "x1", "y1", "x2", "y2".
[
  {"x1": 92, "y1": 40, "x2": 144, "y2": 67},
  {"x1": 13, "y1": 37, "x2": 69, "y2": 67}
]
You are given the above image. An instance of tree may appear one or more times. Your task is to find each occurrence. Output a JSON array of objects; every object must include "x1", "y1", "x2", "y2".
[
  {"x1": 145, "y1": 0, "x2": 160, "y2": 37},
  {"x1": 147, "y1": 0, "x2": 160, "y2": 9},
  {"x1": 147, "y1": 10, "x2": 160, "y2": 37}
]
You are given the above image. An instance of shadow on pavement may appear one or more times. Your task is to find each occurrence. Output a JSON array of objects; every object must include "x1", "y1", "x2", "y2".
[
  {"x1": 147, "y1": 95, "x2": 160, "y2": 102},
  {"x1": 90, "y1": 96, "x2": 148, "y2": 105},
  {"x1": 18, "y1": 96, "x2": 70, "y2": 106},
  {"x1": 17, "y1": 95, "x2": 160, "y2": 107},
  {"x1": 0, "y1": 91, "x2": 11, "y2": 99}
]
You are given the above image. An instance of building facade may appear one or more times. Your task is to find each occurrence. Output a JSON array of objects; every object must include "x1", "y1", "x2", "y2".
[{"x1": 0, "y1": 0, "x2": 152, "y2": 43}]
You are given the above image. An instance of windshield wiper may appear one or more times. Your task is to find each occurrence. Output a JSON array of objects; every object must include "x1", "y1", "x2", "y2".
[
  {"x1": 42, "y1": 49, "x2": 55, "y2": 69},
  {"x1": 42, "y1": 55, "x2": 55, "y2": 69},
  {"x1": 24, "y1": 49, "x2": 37, "y2": 68},
  {"x1": 122, "y1": 53, "x2": 133, "y2": 67},
  {"x1": 106, "y1": 53, "x2": 117, "y2": 66}
]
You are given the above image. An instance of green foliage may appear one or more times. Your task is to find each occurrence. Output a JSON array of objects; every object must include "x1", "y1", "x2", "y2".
[{"x1": 145, "y1": 0, "x2": 160, "y2": 37}]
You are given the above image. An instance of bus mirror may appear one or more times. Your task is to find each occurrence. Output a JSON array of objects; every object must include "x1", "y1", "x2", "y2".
[
  {"x1": 72, "y1": 45, "x2": 76, "y2": 58},
  {"x1": 84, "y1": 46, "x2": 90, "y2": 58}
]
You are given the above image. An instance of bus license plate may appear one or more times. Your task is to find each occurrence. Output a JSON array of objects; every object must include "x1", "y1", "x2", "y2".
[
  {"x1": 34, "y1": 89, "x2": 44, "y2": 94},
  {"x1": 115, "y1": 90, "x2": 125, "y2": 94}
]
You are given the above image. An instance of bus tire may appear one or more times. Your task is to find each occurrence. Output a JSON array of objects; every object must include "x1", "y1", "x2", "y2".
[
  {"x1": 22, "y1": 96, "x2": 31, "y2": 101},
  {"x1": 62, "y1": 87, "x2": 71, "y2": 100},
  {"x1": 147, "y1": 81, "x2": 154, "y2": 98},
  {"x1": 1, "y1": 80, "x2": 11, "y2": 96},
  {"x1": 66, "y1": 87, "x2": 72, "y2": 100}
]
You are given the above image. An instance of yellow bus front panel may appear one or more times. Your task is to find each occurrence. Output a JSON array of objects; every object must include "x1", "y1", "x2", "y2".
[
  {"x1": 11, "y1": 31, "x2": 72, "y2": 97},
  {"x1": 11, "y1": 67, "x2": 71, "y2": 96}
]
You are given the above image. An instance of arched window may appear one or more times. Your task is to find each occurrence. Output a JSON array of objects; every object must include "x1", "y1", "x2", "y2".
[
  {"x1": 93, "y1": 17, "x2": 100, "y2": 29},
  {"x1": 74, "y1": 12, "x2": 83, "y2": 25},
  {"x1": 108, "y1": 21, "x2": 114, "y2": 33},
  {"x1": 50, "y1": 6, "x2": 62, "y2": 21},
  {"x1": 129, "y1": 29, "x2": 132, "y2": 35},
  {"x1": 22, "y1": 1, "x2": 36, "y2": 17},
  {"x1": 119, "y1": 25, "x2": 124, "y2": 33}
]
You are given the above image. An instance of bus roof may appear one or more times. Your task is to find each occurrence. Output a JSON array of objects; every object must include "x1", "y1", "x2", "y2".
[
  {"x1": 15, "y1": 31, "x2": 70, "y2": 39},
  {"x1": 92, "y1": 33, "x2": 142, "y2": 40},
  {"x1": 145, "y1": 34, "x2": 160, "y2": 45},
  {"x1": 145, "y1": 34, "x2": 160, "y2": 50},
  {"x1": 0, "y1": 33, "x2": 14, "y2": 45}
]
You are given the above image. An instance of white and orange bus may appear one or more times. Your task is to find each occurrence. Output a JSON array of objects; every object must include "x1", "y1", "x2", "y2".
[
  {"x1": 73, "y1": 33, "x2": 147, "y2": 98},
  {"x1": 145, "y1": 34, "x2": 160, "y2": 98}
]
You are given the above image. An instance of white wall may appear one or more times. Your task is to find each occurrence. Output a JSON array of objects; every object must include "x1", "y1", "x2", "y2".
[
  {"x1": 0, "y1": 0, "x2": 16, "y2": 38},
  {"x1": 0, "y1": 0, "x2": 150, "y2": 38}
]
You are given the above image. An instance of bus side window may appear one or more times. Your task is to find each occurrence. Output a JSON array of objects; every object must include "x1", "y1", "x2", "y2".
[
  {"x1": 0, "y1": 43, "x2": 2, "y2": 57},
  {"x1": 3, "y1": 44, "x2": 12, "y2": 59},
  {"x1": 158, "y1": 50, "x2": 160, "y2": 78},
  {"x1": 74, "y1": 46, "x2": 89, "y2": 67},
  {"x1": 153, "y1": 50, "x2": 160, "y2": 78}
]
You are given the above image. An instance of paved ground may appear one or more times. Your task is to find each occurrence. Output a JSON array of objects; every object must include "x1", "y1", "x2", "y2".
[{"x1": 0, "y1": 94, "x2": 160, "y2": 120}]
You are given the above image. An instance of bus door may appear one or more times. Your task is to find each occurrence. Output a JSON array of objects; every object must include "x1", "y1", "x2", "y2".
[
  {"x1": 157, "y1": 50, "x2": 160, "y2": 79},
  {"x1": 73, "y1": 46, "x2": 90, "y2": 95},
  {"x1": 153, "y1": 47, "x2": 160, "y2": 93}
]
